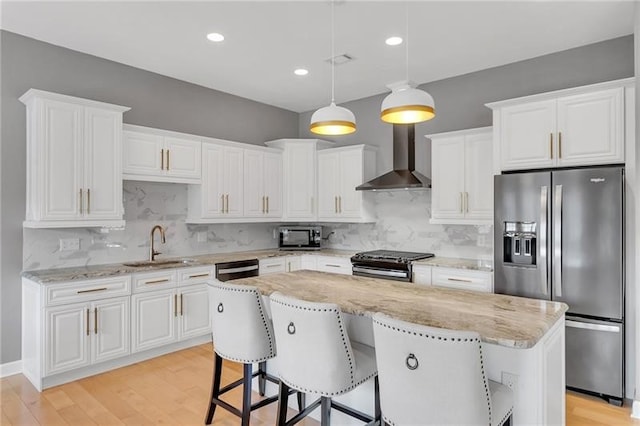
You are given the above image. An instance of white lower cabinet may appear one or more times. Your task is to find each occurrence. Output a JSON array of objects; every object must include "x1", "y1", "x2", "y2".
[
  {"x1": 412, "y1": 265, "x2": 432, "y2": 286},
  {"x1": 45, "y1": 295, "x2": 130, "y2": 376},
  {"x1": 315, "y1": 255, "x2": 352, "y2": 275},
  {"x1": 286, "y1": 256, "x2": 302, "y2": 272},
  {"x1": 431, "y1": 267, "x2": 493, "y2": 293},
  {"x1": 132, "y1": 268, "x2": 212, "y2": 353},
  {"x1": 259, "y1": 257, "x2": 287, "y2": 275}
]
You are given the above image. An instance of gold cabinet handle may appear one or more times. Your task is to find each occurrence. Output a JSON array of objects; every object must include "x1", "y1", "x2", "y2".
[
  {"x1": 87, "y1": 188, "x2": 91, "y2": 215},
  {"x1": 225, "y1": 194, "x2": 229, "y2": 213},
  {"x1": 94, "y1": 307, "x2": 98, "y2": 335},
  {"x1": 188, "y1": 273, "x2": 209, "y2": 279},
  {"x1": 465, "y1": 192, "x2": 469, "y2": 213},
  {"x1": 287, "y1": 262, "x2": 291, "y2": 272},
  {"x1": 161, "y1": 149, "x2": 165, "y2": 170},
  {"x1": 550, "y1": 133, "x2": 553, "y2": 159},
  {"x1": 266, "y1": 196, "x2": 269, "y2": 214},
  {"x1": 145, "y1": 278, "x2": 170, "y2": 285},
  {"x1": 221, "y1": 194, "x2": 225, "y2": 213},
  {"x1": 79, "y1": 189, "x2": 83, "y2": 215},
  {"x1": 86, "y1": 308, "x2": 90, "y2": 336},
  {"x1": 447, "y1": 277, "x2": 473, "y2": 283},
  {"x1": 558, "y1": 132, "x2": 562, "y2": 159},
  {"x1": 262, "y1": 196, "x2": 266, "y2": 214},
  {"x1": 180, "y1": 294, "x2": 183, "y2": 316},
  {"x1": 460, "y1": 192, "x2": 463, "y2": 213},
  {"x1": 77, "y1": 287, "x2": 107, "y2": 294},
  {"x1": 166, "y1": 149, "x2": 170, "y2": 170},
  {"x1": 338, "y1": 196, "x2": 342, "y2": 213},
  {"x1": 174, "y1": 294, "x2": 178, "y2": 317},
  {"x1": 335, "y1": 196, "x2": 338, "y2": 213}
]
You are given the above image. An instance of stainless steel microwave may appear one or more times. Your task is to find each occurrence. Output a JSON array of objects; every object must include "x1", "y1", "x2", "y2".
[{"x1": 279, "y1": 226, "x2": 322, "y2": 250}]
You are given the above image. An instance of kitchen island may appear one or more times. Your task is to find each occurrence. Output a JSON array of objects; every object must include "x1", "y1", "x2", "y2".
[{"x1": 228, "y1": 270, "x2": 568, "y2": 425}]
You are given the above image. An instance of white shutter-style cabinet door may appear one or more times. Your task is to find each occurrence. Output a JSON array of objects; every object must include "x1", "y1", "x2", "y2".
[
  {"x1": 337, "y1": 148, "x2": 364, "y2": 218},
  {"x1": 263, "y1": 151, "x2": 283, "y2": 218},
  {"x1": 556, "y1": 87, "x2": 624, "y2": 166},
  {"x1": 45, "y1": 303, "x2": 90, "y2": 375},
  {"x1": 91, "y1": 296, "x2": 130, "y2": 364},
  {"x1": 464, "y1": 132, "x2": 494, "y2": 220},
  {"x1": 285, "y1": 143, "x2": 317, "y2": 220},
  {"x1": 164, "y1": 136, "x2": 202, "y2": 179},
  {"x1": 178, "y1": 285, "x2": 210, "y2": 340},
  {"x1": 222, "y1": 147, "x2": 244, "y2": 217},
  {"x1": 122, "y1": 130, "x2": 164, "y2": 176},
  {"x1": 41, "y1": 99, "x2": 84, "y2": 221},
  {"x1": 131, "y1": 290, "x2": 177, "y2": 353},
  {"x1": 83, "y1": 107, "x2": 123, "y2": 220},
  {"x1": 201, "y1": 144, "x2": 225, "y2": 218},
  {"x1": 500, "y1": 99, "x2": 556, "y2": 170},
  {"x1": 317, "y1": 151, "x2": 340, "y2": 219},
  {"x1": 243, "y1": 149, "x2": 265, "y2": 217},
  {"x1": 431, "y1": 136, "x2": 466, "y2": 219}
]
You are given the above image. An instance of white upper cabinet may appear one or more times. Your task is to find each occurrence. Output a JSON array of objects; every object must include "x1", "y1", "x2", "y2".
[
  {"x1": 187, "y1": 140, "x2": 244, "y2": 221},
  {"x1": 20, "y1": 89, "x2": 130, "y2": 228},
  {"x1": 487, "y1": 79, "x2": 630, "y2": 171},
  {"x1": 123, "y1": 125, "x2": 201, "y2": 183},
  {"x1": 429, "y1": 127, "x2": 493, "y2": 224},
  {"x1": 317, "y1": 145, "x2": 376, "y2": 222},
  {"x1": 265, "y1": 139, "x2": 333, "y2": 221},
  {"x1": 243, "y1": 149, "x2": 282, "y2": 219}
]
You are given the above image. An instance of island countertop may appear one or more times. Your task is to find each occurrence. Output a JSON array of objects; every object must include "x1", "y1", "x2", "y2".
[{"x1": 230, "y1": 270, "x2": 568, "y2": 349}]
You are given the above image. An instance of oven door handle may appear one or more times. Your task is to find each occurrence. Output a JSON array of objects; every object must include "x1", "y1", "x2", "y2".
[
  {"x1": 352, "y1": 266, "x2": 409, "y2": 278},
  {"x1": 217, "y1": 265, "x2": 259, "y2": 275}
]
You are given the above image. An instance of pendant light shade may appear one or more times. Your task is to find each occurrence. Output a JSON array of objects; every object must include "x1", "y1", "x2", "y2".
[
  {"x1": 380, "y1": 2, "x2": 435, "y2": 125},
  {"x1": 380, "y1": 83, "x2": 435, "y2": 124},
  {"x1": 310, "y1": 102, "x2": 356, "y2": 135},
  {"x1": 309, "y1": 1, "x2": 356, "y2": 136}
]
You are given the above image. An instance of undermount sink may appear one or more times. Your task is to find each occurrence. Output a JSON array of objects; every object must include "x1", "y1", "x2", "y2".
[{"x1": 122, "y1": 259, "x2": 196, "y2": 267}]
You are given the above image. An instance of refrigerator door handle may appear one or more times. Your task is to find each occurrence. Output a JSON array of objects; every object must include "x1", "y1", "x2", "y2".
[
  {"x1": 554, "y1": 184, "x2": 563, "y2": 297},
  {"x1": 566, "y1": 320, "x2": 620, "y2": 333},
  {"x1": 539, "y1": 186, "x2": 549, "y2": 295}
]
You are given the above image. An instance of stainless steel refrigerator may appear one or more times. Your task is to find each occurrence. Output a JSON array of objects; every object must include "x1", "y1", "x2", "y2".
[{"x1": 494, "y1": 166, "x2": 624, "y2": 405}]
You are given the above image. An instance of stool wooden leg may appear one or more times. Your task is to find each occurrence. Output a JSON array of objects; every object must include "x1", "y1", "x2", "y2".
[
  {"x1": 374, "y1": 375, "x2": 381, "y2": 425},
  {"x1": 258, "y1": 361, "x2": 267, "y2": 396},
  {"x1": 205, "y1": 353, "x2": 223, "y2": 424},
  {"x1": 296, "y1": 391, "x2": 306, "y2": 411},
  {"x1": 277, "y1": 382, "x2": 290, "y2": 426},
  {"x1": 320, "y1": 396, "x2": 331, "y2": 426},
  {"x1": 241, "y1": 363, "x2": 252, "y2": 426}
]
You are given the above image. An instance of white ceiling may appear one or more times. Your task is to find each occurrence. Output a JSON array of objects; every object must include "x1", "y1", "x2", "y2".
[{"x1": 1, "y1": 1, "x2": 635, "y2": 113}]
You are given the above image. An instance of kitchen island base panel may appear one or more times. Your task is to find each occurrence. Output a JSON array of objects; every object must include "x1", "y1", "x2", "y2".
[{"x1": 255, "y1": 312, "x2": 566, "y2": 426}]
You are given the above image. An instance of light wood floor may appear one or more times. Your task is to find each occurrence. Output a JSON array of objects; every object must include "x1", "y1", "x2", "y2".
[{"x1": 1, "y1": 343, "x2": 638, "y2": 425}]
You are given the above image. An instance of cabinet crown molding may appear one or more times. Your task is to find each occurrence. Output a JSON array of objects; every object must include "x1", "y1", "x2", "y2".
[
  {"x1": 426, "y1": 126, "x2": 492, "y2": 139},
  {"x1": 265, "y1": 138, "x2": 334, "y2": 149},
  {"x1": 485, "y1": 77, "x2": 635, "y2": 110},
  {"x1": 19, "y1": 88, "x2": 130, "y2": 112}
]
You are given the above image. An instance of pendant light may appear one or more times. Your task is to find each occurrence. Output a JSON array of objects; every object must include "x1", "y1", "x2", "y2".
[
  {"x1": 309, "y1": 0, "x2": 356, "y2": 136},
  {"x1": 380, "y1": 3, "x2": 435, "y2": 124}
]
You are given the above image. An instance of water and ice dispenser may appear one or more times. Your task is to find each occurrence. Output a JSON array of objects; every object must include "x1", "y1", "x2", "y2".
[{"x1": 502, "y1": 222, "x2": 537, "y2": 266}]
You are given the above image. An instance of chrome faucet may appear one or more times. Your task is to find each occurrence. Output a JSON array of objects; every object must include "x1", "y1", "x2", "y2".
[{"x1": 149, "y1": 225, "x2": 166, "y2": 261}]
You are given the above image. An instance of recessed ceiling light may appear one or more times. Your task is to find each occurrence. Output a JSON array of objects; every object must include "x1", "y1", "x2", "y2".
[
  {"x1": 294, "y1": 68, "x2": 309, "y2": 76},
  {"x1": 385, "y1": 36, "x2": 403, "y2": 46},
  {"x1": 206, "y1": 33, "x2": 225, "y2": 42}
]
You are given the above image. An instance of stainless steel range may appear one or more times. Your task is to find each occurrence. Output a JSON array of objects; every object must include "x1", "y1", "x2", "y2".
[{"x1": 351, "y1": 250, "x2": 435, "y2": 282}]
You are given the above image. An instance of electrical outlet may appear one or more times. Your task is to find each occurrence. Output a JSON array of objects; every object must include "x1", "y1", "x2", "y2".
[
  {"x1": 197, "y1": 231, "x2": 207, "y2": 243},
  {"x1": 501, "y1": 372, "x2": 518, "y2": 395},
  {"x1": 59, "y1": 238, "x2": 80, "y2": 251}
]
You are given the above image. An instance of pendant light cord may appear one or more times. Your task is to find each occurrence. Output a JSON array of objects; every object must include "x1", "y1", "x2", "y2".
[
  {"x1": 331, "y1": 0, "x2": 335, "y2": 104},
  {"x1": 405, "y1": 1, "x2": 409, "y2": 82}
]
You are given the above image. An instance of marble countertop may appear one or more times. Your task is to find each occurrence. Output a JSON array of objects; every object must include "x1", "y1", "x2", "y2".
[
  {"x1": 413, "y1": 256, "x2": 493, "y2": 272},
  {"x1": 22, "y1": 249, "x2": 357, "y2": 284},
  {"x1": 231, "y1": 270, "x2": 567, "y2": 349}
]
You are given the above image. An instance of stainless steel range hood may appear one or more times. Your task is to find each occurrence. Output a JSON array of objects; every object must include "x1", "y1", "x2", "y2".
[{"x1": 356, "y1": 124, "x2": 431, "y2": 191}]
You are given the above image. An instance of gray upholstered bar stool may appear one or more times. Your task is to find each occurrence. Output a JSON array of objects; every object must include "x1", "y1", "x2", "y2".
[
  {"x1": 372, "y1": 313, "x2": 514, "y2": 426},
  {"x1": 206, "y1": 282, "x2": 303, "y2": 426},
  {"x1": 269, "y1": 292, "x2": 381, "y2": 426}
]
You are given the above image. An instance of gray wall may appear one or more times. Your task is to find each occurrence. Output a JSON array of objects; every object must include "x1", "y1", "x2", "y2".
[
  {"x1": 299, "y1": 35, "x2": 634, "y2": 177},
  {"x1": 0, "y1": 30, "x2": 298, "y2": 364}
]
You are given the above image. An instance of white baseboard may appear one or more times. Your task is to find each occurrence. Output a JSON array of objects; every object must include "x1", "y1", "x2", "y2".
[
  {"x1": 632, "y1": 400, "x2": 640, "y2": 419},
  {"x1": 0, "y1": 360, "x2": 22, "y2": 378}
]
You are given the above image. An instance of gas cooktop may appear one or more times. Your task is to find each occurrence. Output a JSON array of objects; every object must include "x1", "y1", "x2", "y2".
[{"x1": 351, "y1": 250, "x2": 435, "y2": 264}]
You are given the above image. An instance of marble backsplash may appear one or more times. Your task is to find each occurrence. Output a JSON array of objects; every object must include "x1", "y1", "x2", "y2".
[
  {"x1": 23, "y1": 181, "x2": 279, "y2": 270},
  {"x1": 322, "y1": 190, "x2": 493, "y2": 260},
  {"x1": 23, "y1": 182, "x2": 493, "y2": 271}
]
